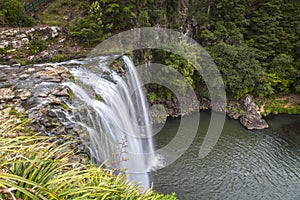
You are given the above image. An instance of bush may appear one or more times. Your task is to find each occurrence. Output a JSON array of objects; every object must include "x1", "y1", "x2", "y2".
[
  {"x1": 0, "y1": 0, "x2": 35, "y2": 27},
  {"x1": 264, "y1": 99, "x2": 300, "y2": 115},
  {"x1": 29, "y1": 39, "x2": 47, "y2": 55},
  {"x1": 209, "y1": 42, "x2": 269, "y2": 99}
]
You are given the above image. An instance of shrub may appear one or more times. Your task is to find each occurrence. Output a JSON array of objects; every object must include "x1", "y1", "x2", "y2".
[
  {"x1": 29, "y1": 39, "x2": 47, "y2": 55},
  {"x1": 147, "y1": 92, "x2": 157, "y2": 104},
  {"x1": 0, "y1": 0, "x2": 35, "y2": 27},
  {"x1": 0, "y1": 118, "x2": 176, "y2": 199}
]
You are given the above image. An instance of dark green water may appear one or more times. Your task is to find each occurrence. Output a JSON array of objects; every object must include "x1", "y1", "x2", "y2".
[{"x1": 152, "y1": 111, "x2": 300, "y2": 200}]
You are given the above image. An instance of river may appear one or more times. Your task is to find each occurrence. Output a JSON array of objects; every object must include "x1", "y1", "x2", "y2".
[{"x1": 152, "y1": 111, "x2": 300, "y2": 199}]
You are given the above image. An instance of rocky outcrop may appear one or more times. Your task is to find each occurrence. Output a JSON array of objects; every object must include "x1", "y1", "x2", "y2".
[
  {"x1": 239, "y1": 95, "x2": 269, "y2": 130},
  {"x1": 0, "y1": 64, "x2": 84, "y2": 152},
  {"x1": 0, "y1": 26, "x2": 84, "y2": 65}
]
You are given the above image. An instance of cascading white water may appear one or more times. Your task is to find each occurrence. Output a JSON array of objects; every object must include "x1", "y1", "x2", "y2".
[{"x1": 64, "y1": 55, "x2": 155, "y2": 189}]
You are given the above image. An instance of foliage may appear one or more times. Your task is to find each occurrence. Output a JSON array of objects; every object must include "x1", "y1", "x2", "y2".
[
  {"x1": 165, "y1": 54, "x2": 196, "y2": 90},
  {"x1": 68, "y1": 0, "x2": 182, "y2": 45},
  {"x1": 0, "y1": 119, "x2": 176, "y2": 199},
  {"x1": 28, "y1": 38, "x2": 48, "y2": 55},
  {"x1": 19, "y1": 0, "x2": 300, "y2": 100},
  {"x1": 209, "y1": 42, "x2": 267, "y2": 99},
  {"x1": 147, "y1": 92, "x2": 157, "y2": 104},
  {"x1": 52, "y1": 53, "x2": 66, "y2": 62},
  {"x1": 68, "y1": 15, "x2": 107, "y2": 46},
  {"x1": 8, "y1": 106, "x2": 17, "y2": 115},
  {"x1": 0, "y1": 0, "x2": 35, "y2": 27},
  {"x1": 264, "y1": 99, "x2": 300, "y2": 115}
]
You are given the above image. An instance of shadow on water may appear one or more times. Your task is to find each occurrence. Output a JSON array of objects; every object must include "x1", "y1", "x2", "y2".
[{"x1": 152, "y1": 111, "x2": 300, "y2": 200}]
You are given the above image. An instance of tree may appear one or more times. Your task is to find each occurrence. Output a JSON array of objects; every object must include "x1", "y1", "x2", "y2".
[{"x1": 209, "y1": 42, "x2": 269, "y2": 98}]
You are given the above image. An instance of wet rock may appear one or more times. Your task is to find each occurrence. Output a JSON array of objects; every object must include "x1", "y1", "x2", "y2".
[
  {"x1": 46, "y1": 95, "x2": 61, "y2": 105},
  {"x1": 21, "y1": 38, "x2": 29, "y2": 45},
  {"x1": 199, "y1": 98, "x2": 211, "y2": 110},
  {"x1": 38, "y1": 92, "x2": 49, "y2": 98},
  {"x1": 20, "y1": 74, "x2": 30, "y2": 79},
  {"x1": 150, "y1": 104, "x2": 168, "y2": 124},
  {"x1": 35, "y1": 69, "x2": 61, "y2": 82},
  {"x1": 239, "y1": 95, "x2": 269, "y2": 130},
  {"x1": 17, "y1": 90, "x2": 32, "y2": 100},
  {"x1": 51, "y1": 87, "x2": 69, "y2": 97},
  {"x1": 47, "y1": 110, "x2": 57, "y2": 118},
  {"x1": 55, "y1": 66, "x2": 69, "y2": 74},
  {"x1": 226, "y1": 101, "x2": 242, "y2": 119},
  {"x1": 0, "y1": 88, "x2": 15, "y2": 102},
  {"x1": 240, "y1": 115, "x2": 269, "y2": 130},
  {"x1": 26, "y1": 68, "x2": 36, "y2": 73}
]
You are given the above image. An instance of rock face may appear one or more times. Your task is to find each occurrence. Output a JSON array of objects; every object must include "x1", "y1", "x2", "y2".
[
  {"x1": 239, "y1": 95, "x2": 269, "y2": 130},
  {"x1": 0, "y1": 26, "x2": 84, "y2": 65},
  {"x1": 0, "y1": 64, "x2": 84, "y2": 152}
]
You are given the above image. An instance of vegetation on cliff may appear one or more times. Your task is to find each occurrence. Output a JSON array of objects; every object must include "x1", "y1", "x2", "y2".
[
  {"x1": 65, "y1": 0, "x2": 300, "y2": 112},
  {"x1": 1, "y1": 0, "x2": 300, "y2": 111}
]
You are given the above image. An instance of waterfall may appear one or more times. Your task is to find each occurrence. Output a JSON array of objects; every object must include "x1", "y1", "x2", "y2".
[{"x1": 64, "y1": 55, "x2": 155, "y2": 189}]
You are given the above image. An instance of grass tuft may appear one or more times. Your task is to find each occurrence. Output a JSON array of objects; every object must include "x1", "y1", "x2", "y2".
[{"x1": 0, "y1": 118, "x2": 176, "y2": 199}]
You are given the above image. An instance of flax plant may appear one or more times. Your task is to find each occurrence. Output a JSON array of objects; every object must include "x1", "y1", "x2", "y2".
[{"x1": 0, "y1": 118, "x2": 176, "y2": 199}]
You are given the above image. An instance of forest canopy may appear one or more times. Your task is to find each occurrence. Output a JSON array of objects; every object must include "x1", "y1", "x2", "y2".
[
  {"x1": 3, "y1": 0, "x2": 300, "y2": 99},
  {"x1": 68, "y1": 0, "x2": 299, "y2": 99}
]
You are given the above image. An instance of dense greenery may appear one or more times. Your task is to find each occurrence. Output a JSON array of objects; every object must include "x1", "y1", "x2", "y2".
[
  {"x1": 1, "y1": 0, "x2": 299, "y2": 100},
  {"x1": 0, "y1": 0, "x2": 34, "y2": 26},
  {"x1": 0, "y1": 118, "x2": 176, "y2": 199},
  {"x1": 69, "y1": 0, "x2": 300, "y2": 101}
]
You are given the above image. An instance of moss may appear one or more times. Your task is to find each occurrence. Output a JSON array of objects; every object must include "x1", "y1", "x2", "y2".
[
  {"x1": 16, "y1": 112, "x2": 23, "y2": 118},
  {"x1": 69, "y1": 73, "x2": 76, "y2": 82},
  {"x1": 147, "y1": 92, "x2": 157, "y2": 104},
  {"x1": 61, "y1": 103, "x2": 69, "y2": 110},
  {"x1": 95, "y1": 93, "x2": 104, "y2": 102},
  {"x1": 166, "y1": 92, "x2": 172, "y2": 101},
  {"x1": 52, "y1": 53, "x2": 66, "y2": 62},
  {"x1": 9, "y1": 107, "x2": 17, "y2": 115},
  {"x1": 51, "y1": 122, "x2": 60, "y2": 127},
  {"x1": 1, "y1": 104, "x2": 9, "y2": 109},
  {"x1": 0, "y1": 48, "x2": 5, "y2": 54},
  {"x1": 68, "y1": 89, "x2": 74, "y2": 99},
  {"x1": 15, "y1": 59, "x2": 28, "y2": 66},
  {"x1": 39, "y1": 0, "x2": 86, "y2": 26}
]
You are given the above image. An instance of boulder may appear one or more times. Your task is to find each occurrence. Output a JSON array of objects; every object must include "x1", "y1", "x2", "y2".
[{"x1": 239, "y1": 94, "x2": 269, "y2": 130}]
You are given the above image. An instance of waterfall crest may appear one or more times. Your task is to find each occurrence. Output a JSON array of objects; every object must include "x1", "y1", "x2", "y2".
[{"x1": 65, "y1": 55, "x2": 155, "y2": 189}]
